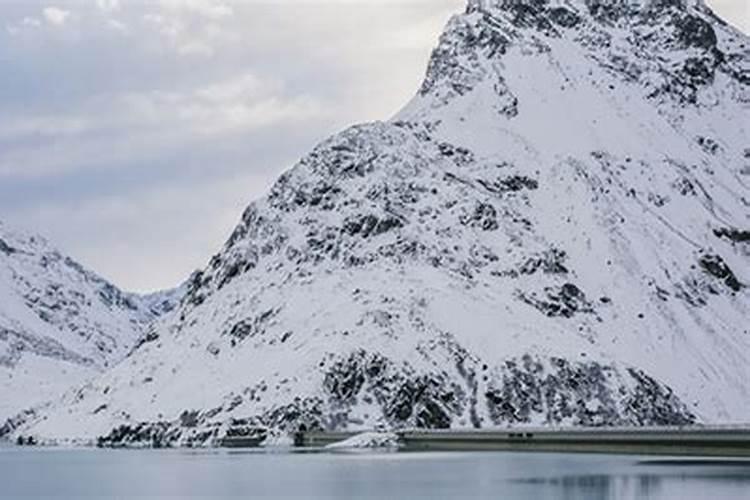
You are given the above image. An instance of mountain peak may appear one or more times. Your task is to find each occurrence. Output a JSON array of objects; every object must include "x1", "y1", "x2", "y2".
[
  {"x1": 0, "y1": 218, "x2": 186, "y2": 424},
  {"x1": 12, "y1": 0, "x2": 750, "y2": 445},
  {"x1": 466, "y1": 0, "x2": 707, "y2": 15},
  {"x1": 0, "y1": 219, "x2": 50, "y2": 254},
  {"x1": 404, "y1": 0, "x2": 745, "y2": 125}
]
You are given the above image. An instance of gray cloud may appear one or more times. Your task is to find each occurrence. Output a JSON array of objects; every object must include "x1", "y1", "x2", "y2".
[{"x1": 0, "y1": 0, "x2": 746, "y2": 291}]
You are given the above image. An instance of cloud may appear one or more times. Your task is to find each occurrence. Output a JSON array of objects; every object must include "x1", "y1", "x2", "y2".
[
  {"x1": 176, "y1": 39, "x2": 214, "y2": 57},
  {"x1": 0, "y1": 71, "x2": 328, "y2": 179},
  {"x1": 0, "y1": 115, "x2": 89, "y2": 140},
  {"x1": 0, "y1": 0, "x2": 745, "y2": 292},
  {"x1": 0, "y1": 0, "x2": 485, "y2": 292},
  {"x1": 22, "y1": 17, "x2": 42, "y2": 28},
  {"x1": 106, "y1": 19, "x2": 127, "y2": 33},
  {"x1": 96, "y1": 0, "x2": 120, "y2": 12},
  {"x1": 709, "y1": 0, "x2": 749, "y2": 33},
  {"x1": 6, "y1": 17, "x2": 42, "y2": 35},
  {"x1": 158, "y1": 0, "x2": 233, "y2": 19},
  {"x1": 142, "y1": 4, "x2": 239, "y2": 57},
  {"x1": 42, "y1": 6, "x2": 70, "y2": 26},
  {"x1": 6, "y1": 170, "x2": 275, "y2": 291},
  {"x1": 121, "y1": 72, "x2": 328, "y2": 135},
  {"x1": 143, "y1": 12, "x2": 182, "y2": 41}
]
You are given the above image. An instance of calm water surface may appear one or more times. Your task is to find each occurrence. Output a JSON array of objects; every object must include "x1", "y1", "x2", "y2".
[{"x1": 2, "y1": 447, "x2": 749, "y2": 499}]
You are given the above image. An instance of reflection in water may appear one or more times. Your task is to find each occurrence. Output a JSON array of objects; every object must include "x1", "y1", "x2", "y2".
[
  {"x1": 516, "y1": 461, "x2": 750, "y2": 500},
  {"x1": 1, "y1": 448, "x2": 749, "y2": 500},
  {"x1": 636, "y1": 474, "x2": 662, "y2": 499},
  {"x1": 515, "y1": 473, "x2": 662, "y2": 500},
  {"x1": 639, "y1": 460, "x2": 750, "y2": 467},
  {"x1": 560, "y1": 474, "x2": 623, "y2": 500}
]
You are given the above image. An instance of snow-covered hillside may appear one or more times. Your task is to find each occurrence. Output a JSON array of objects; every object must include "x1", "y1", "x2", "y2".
[
  {"x1": 0, "y1": 220, "x2": 182, "y2": 428},
  {"x1": 19, "y1": 0, "x2": 750, "y2": 445}
]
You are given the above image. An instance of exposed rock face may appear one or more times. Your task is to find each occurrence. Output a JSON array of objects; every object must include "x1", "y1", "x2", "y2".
[
  {"x1": 484, "y1": 356, "x2": 695, "y2": 427},
  {"x1": 16, "y1": 0, "x2": 749, "y2": 443},
  {"x1": 0, "y1": 221, "x2": 183, "y2": 422}
]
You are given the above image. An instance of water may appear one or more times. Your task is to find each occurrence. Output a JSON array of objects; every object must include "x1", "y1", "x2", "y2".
[{"x1": 2, "y1": 448, "x2": 749, "y2": 499}]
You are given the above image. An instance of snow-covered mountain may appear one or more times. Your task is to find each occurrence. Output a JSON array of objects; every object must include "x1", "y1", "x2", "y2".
[
  {"x1": 0, "y1": 220, "x2": 182, "y2": 428},
  {"x1": 18, "y1": 0, "x2": 750, "y2": 445}
]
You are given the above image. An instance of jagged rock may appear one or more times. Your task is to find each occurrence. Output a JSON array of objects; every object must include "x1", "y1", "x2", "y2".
[
  {"x1": 0, "y1": 238, "x2": 17, "y2": 256},
  {"x1": 714, "y1": 227, "x2": 750, "y2": 244},
  {"x1": 0, "y1": 221, "x2": 185, "y2": 422},
  {"x1": 12, "y1": 0, "x2": 749, "y2": 443},
  {"x1": 518, "y1": 283, "x2": 595, "y2": 318},
  {"x1": 484, "y1": 356, "x2": 695, "y2": 426},
  {"x1": 699, "y1": 254, "x2": 744, "y2": 292}
]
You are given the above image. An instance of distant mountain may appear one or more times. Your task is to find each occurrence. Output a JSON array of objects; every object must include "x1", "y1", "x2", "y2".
[
  {"x1": 0, "y1": 220, "x2": 182, "y2": 427},
  {"x1": 20, "y1": 0, "x2": 750, "y2": 445}
]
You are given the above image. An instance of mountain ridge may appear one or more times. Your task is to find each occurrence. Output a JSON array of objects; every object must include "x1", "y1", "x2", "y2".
[
  {"x1": 0, "y1": 219, "x2": 183, "y2": 425},
  {"x1": 9, "y1": 0, "x2": 750, "y2": 445}
]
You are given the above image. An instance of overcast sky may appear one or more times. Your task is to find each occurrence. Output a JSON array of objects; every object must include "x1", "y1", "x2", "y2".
[{"x1": 1, "y1": 0, "x2": 747, "y2": 292}]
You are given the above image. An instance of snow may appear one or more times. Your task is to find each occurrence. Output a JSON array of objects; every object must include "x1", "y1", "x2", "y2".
[
  {"x1": 325, "y1": 432, "x2": 401, "y2": 450},
  {"x1": 6, "y1": 0, "x2": 750, "y2": 444},
  {"x1": 0, "y1": 220, "x2": 183, "y2": 424}
]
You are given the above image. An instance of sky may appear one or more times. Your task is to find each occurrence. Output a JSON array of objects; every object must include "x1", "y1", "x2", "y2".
[{"x1": 0, "y1": 0, "x2": 747, "y2": 293}]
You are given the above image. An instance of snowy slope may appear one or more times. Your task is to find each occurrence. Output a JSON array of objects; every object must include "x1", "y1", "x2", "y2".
[
  {"x1": 21, "y1": 0, "x2": 750, "y2": 444},
  {"x1": 0, "y1": 220, "x2": 182, "y2": 426}
]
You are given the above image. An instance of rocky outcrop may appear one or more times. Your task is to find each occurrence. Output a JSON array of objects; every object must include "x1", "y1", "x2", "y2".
[
  {"x1": 12, "y1": 0, "x2": 749, "y2": 444},
  {"x1": 0, "y1": 221, "x2": 184, "y2": 422}
]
